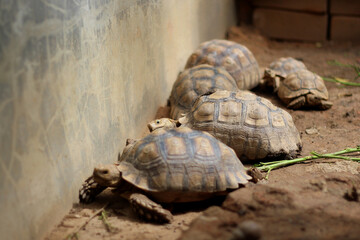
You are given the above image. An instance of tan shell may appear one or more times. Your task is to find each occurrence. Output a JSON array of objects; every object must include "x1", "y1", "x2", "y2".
[
  {"x1": 169, "y1": 64, "x2": 238, "y2": 119},
  {"x1": 118, "y1": 127, "x2": 251, "y2": 201},
  {"x1": 181, "y1": 90, "x2": 302, "y2": 160},
  {"x1": 277, "y1": 69, "x2": 331, "y2": 109},
  {"x1": 269, "y1": 57, "x2": 307, "y2": 77},
  {"x1": 185, "y1": 39, "x2": 261, "y2": 90}
]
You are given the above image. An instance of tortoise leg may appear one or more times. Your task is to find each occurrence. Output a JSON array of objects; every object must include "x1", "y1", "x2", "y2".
[
  {"x1": 273, "y1": 77, "x2": 281, "y2": 92},
  {"x1": 286, "y1": 96, "x2": 306, "y2": 109},
  {"x1": 121, "y1": 192, "x2": 173, "y2": 223},
  {"x1": 79, "y1": 175, "x2": 107, "y2": 203},
  {"x1": 307, "y1": 94, "x2": 333, "y2": 110},
  {"x1": 319, "y1": 100, "x2": 333, "y2": 110},
  {"x1": 262, "y1": 69, "x2": 283, "y2": 92}
]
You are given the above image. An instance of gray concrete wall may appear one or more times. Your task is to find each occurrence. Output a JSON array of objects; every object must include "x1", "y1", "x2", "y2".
[{"x1": 0, "y1": 0, "x2": 235, "y2": 239}]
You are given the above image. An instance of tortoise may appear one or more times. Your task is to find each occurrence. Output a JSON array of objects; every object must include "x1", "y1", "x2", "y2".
[
  {"x1": 263, "y1": 57, "x2": 307, "y2": 91},
  {"x1": 185, "y1": 39, "x2": 261, "y2": 90},
  {"x1": 169, "y1": 64, "x2": 239, "y2": 119},
  {"x1": 149, "y1": 90, "x2": 302, "y2": 161},
  {"x1": 269, "y1": 57, "x2": 307, "y2": 77},
  {"x1": 277, "y1": 69, "x2": 333, "y2": 109},
  {"x1": 79, "y1": 127, "x2": 251, "y2": 223}
]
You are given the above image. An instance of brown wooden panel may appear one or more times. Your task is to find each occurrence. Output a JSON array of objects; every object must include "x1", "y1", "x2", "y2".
[
  {"x1": 331, "y1": 16, "x2": 360, "y2": 41},
  {"x1": 253, "y1": 8, "x2": 327, "y2": 41},
  {"x1": 252, "y1": 0, "x2": 327, "y2": 13},
  {"x1": 330, "y1": 0, "x2": 360, "y2": 16}
]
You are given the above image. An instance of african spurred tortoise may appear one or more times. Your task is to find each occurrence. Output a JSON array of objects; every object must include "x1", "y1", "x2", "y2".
[
  {"x1": 79, "y1": 127, "x2": 251, "y2": 223},
  {"x1": 149, "y1": 90, "x2": 302, "y2": 161},
  {"x1": 185, "y1": 39, "x2": 261, "y2": 90},
  {"x1": 277, "y1": 69, "x2": 333, "y2": 109},
  {"x1": 269, "y1": 57, "x2": 307, "y2": 77},
  {"x1": 169, "y1": 64, "x2": 238, "y2": 119},
  {"x1": 263, "y1": 57, "x2": 307, "y2": 91}
]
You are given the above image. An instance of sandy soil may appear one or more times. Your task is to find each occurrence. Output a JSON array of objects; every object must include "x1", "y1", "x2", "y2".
[{"x1": 46, "y1": 26, "x2": 360, "y2": 240}]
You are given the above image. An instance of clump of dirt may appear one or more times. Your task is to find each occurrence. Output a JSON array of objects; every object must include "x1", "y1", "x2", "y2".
[
  {"x1": 46, "y1": 26, "x2": 360, "y2": 240},
  {"x1": 181, "y1": 170, "x2": 360, "y2": 240}
]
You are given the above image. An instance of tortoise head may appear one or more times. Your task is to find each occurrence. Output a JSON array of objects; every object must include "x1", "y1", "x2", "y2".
[
  {"x1": 93, "y1": 164, "x2": 121, "y2": 187},
  {"x1": 147, "y1": 118, "x2": 180, "y2": 132}
]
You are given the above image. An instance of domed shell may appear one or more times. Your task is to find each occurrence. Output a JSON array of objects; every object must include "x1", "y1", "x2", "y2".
[
  {"x1": 169, "y1": 64, "x2": 238, "y2": 119},
  {"x1": 118, "y1": 127, "x2": 251, "y2": 193},
  {"x1": 269, "y1": 57, "x2": 307, "y2": 77},
  {"x1": 278, "y1": 69, "x2": 329, "y2": 103},
  {"x1": 185, "y1": 39, "x2": 261, "y2": 90},
  {"x1": 182, "y1": 90, "x2": 302, "y2": 160}
]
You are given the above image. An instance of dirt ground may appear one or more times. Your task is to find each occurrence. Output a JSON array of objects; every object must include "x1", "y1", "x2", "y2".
[{"x1": 46, "y1": 26, "x2": 360, "y2": 240}]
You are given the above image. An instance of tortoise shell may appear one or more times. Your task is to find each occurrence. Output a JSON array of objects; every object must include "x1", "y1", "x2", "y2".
[
  {"x1": 117, "y1": 127, "x2": 251, "y2": 200},
  {"x1": 277, "y1": 69, "x2": 332, "y2": 109},
  {"x1": 181, "y1": 90, "x2": 302, "y2": 160},
  {"x1": 185, "y1": 39, "x2": 261, "y2": 90},
  {"x1": 269, "y1": 57, "x2": 307, "y2": 77},
  {"x1": 169, "y1": 64, "x2": 238, "y2": 119}
]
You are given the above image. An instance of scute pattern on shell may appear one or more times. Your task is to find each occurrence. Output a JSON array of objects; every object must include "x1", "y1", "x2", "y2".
[
  {"x1": 269, "y1": 57, "x2": 307, "y2": 77},
  {"x1": 185, "y1": 39, "x2": 261, "y2": 90},
  {"x1": 118, "y1": 127, "x2": 251, "y2": 193},
  {"x1": 169, "y1": 64, "x2": 238, "y2": 120},
  {"x1": 183, "y1": 90, "x2": 302, "y2": 160},
  {"x1": 277, "y1": 69, "x2": 330, "y2": 109}
]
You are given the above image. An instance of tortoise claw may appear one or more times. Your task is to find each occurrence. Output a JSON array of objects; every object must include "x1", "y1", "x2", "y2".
[
  {"x1": 319, "y1": 100, "x2": 333, "y2": 110},
  {"x1": 286, "y1": 96, "x2": 306, "y2": 109},
  {"x1": 128, "y1": 193, "x2": 173, "y2": 223},
  {"x1": 79, "y1": 176, "x2": 107, "y2": 204}
]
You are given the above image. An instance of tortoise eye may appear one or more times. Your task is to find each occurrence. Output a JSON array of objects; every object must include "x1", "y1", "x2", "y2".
[{"x1": 156, "y1": 120, "x2": 160, "y2": 124}]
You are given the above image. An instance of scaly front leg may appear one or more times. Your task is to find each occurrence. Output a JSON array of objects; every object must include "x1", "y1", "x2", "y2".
[
  {"x1": 79, "y1": 175, "x2": 107, "y2": 203},
  {"x1": 121, "y1": 192, "x2": 173, "y2": 223}
]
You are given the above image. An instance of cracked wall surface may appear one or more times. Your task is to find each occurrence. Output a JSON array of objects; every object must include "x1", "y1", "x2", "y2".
[{"x1": 0, "y1": 0, "x2": 235, "y2": 239}]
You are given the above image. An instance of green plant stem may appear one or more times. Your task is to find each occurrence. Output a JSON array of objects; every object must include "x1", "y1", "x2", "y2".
[
  {"x1": 326, "y1": 60, "x2": 360, "y2": 79},
  {"x1": 257, "y1": 155, "x2": 319, "y2": 171},
  {"x1": 256, "y1": 147, "x2": 360, "y2": 179},
  {"x1": 311, "y1": 151, "x2": 360, "y2": 161},
  {"x1": 66, "y1": 202, "x2": 109, "y2": 240},
  {"x1": 99, "y1": 210, "x2": 113, "y2": 232},
  {"x1": 327, "y1": 60, "x2": 360, "y2": 77},
  {"x1": 322, "y1": 77, "x2": 360, "y2": 86}
]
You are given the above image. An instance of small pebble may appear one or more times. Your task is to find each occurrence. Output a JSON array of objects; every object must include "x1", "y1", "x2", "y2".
[
  {"x1": 230, "y1": 220, "x2": 262, "y2": 240},
  {"x1": 305, "y1": 127, "x2": 318, "y2": 135},
  {"x1": 239, "y1": 220, "x2": 262, "y2": 240}
]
